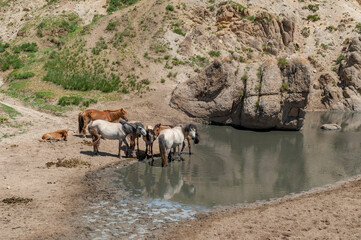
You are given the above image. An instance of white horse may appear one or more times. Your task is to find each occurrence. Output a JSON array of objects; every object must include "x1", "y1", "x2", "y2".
[
  {"x1": 88, "y1": 120, "x2": 146, "y2": 159},
  {"x1": 157, "y1": 124, "x2": 198, "y2": 167}
]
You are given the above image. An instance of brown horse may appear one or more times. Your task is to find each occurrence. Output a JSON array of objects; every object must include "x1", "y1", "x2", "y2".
[
  {"x1": 78, "y1": 108, "x2": 128, "y2": 137},
  {"x1": 42, "y1": 129, "x2": 68, "y2": 141}
]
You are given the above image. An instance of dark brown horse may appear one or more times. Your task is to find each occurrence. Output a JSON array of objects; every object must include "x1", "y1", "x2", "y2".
[{"x1": 78, "y1": 108, "x2": 128, "y2": 137}]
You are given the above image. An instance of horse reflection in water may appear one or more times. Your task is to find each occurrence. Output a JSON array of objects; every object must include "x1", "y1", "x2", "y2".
[{"x1": 122, "y1": 160, "x2": 196, "y2": 201}]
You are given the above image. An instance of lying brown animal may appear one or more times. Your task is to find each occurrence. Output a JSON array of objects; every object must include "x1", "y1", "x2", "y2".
[{"x1": 42, "y1": 130, "x2": 68, "y2": 141}]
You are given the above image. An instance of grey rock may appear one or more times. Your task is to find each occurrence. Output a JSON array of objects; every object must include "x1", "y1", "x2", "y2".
[{"x1": 321, "y1": 124, "x2": 341, "y2": 130}]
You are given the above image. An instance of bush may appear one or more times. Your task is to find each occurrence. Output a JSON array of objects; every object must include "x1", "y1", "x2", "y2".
[
  {"x1": 106, "y1": 21, "x2": 117, "y2": 31},
  {"x1": 307, "y1": 14, "x2": 320, "y2": 22},
  {"x1": 160, "y1": 78, "x2": 165, "y2": 83},
  {"x1": 166, "y1": 4, "x2": 174, "y2": 11},
  {"x1": 35, "y1": 91, "x2": 55, "y2": 99},
  {"x1": 107, "y1": 0, "x2": 139, "y2": 13},
  {"x1": 173, "y1": 28, "x2": 185, "y2": 36},
  {"x1": 241, "y1": 74, "x2": 248, "y2": 82},
  {"x1": 209, "y1": 50, "x2": 221, "y2": 57},
  {"x1": 280, "y1": 82, "x2": 290, "y2": 92},
  {"x1": 58, "y1": 96, "x2": 97, "y2": 107},
  {"x1": 277, "y1": 57, "x2": 287, "y2": 68},
  {"x1": 336, "y1": 54, "x2": 344, "y2": 64}
]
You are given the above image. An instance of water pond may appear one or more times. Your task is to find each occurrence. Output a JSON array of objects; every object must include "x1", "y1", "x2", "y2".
[{"x1": 85, "y1": 112, "x2": 361, "y2": 239}]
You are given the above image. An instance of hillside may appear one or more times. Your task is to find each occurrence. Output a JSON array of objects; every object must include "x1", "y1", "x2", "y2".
[{"x1": 0, "y1": 0, "x2": 360, "y2": 128}]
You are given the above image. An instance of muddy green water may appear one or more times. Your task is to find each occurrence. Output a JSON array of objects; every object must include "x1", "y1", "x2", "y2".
[
  {"x1": 85, "y1": 112, "x2": 361, "y2": 239},
  {"x1": 117, "y1": 112, "x2": 361, "y2": 207}
]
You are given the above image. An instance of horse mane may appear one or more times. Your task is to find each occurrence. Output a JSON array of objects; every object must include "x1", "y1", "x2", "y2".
[{"x1": 185, "y1": 124, "x2": 197, "y2": 132}]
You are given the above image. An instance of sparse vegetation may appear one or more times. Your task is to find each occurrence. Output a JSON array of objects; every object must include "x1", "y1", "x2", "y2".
[
  {"x1": 106, "y1": 21, "x2": 117, "y2": 31},
  {"x1": 241, "y1": 74, "x2": 248, "y2": 82},
  {"x1": 173, "y1": 28, "x2": 185, "y2": 36},
  {"x1": 303, "y1": 4, "x2": 319, "y2": 12},
  {"x1": 209, "y1": 50, "x2": 221, "y2": 57},
  {"x1": 277, "y1": 58, "x2": 287, "y2": 69},
  {"x1": 336, "y1": 54, "x2": 344, "y2": 64},
  {"x1": 106, "y1": 0, "x2": 139, "y2": 14},
  {"x1": 321, "y1": 44, "x2": 329, "y2": 50},
  {"x1": 13, "y1": 72, "x2": 35, "y2": 80},
  {"x1": 166, "y1": 4, "x2": 174, "y2": 11},
  {"x1": 58, "y1": 96, "x2": 97, "y2": 107},
  {"x1": 280, "y1": 82, "x2": 290, "y2": 92},
  {"x1": 326, "y1": 25, "x2": 337, "y2": 32},
  {"x1": 307, "y1": 14, "x2": 320, "y2": 22},
  {"x1": 301, "y1": 27, "x2": 310, "y2": 38}
]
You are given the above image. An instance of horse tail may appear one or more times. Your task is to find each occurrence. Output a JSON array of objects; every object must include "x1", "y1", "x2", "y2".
[
  {"x1": 78, "y1": 112, "x2": 84, "y2": 134},
  {"x1": 158, "y1": 135, "x2": 168, "y2": 167}
]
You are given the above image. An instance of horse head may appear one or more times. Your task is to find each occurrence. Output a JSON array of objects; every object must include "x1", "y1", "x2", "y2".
[
  {"x1": 120, "y1": 108, "x2": 128, "y2": 121},
  {"x1": 135, "y1": 122, "x2": 147, "y2": 136},
  {"x1": 153, "y1": 123, "x2": 162, "y2": 136},
  {"x1": 185, "y1": 124, "x2": 199, "y2": 144},
  {"x1": 146, "y1": 129, "x2": 156, "y2": 142}
]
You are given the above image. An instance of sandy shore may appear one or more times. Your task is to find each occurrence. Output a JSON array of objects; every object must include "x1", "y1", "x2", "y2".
[{"x1": 1, "y1": 91, "x2": 361, "y2": 239}]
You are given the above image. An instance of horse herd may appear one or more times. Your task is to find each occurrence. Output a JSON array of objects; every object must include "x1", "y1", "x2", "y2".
[{"x1": 43, "y1": 108, "x2": 200, "y2": 167}]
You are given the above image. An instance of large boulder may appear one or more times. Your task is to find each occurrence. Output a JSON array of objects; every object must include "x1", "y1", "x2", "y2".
[{"x1": 170, "y1": 59, "x2": 311, "y2": 130}]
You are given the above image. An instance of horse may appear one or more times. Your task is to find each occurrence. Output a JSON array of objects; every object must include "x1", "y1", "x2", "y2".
[
  {"x1": 78, "y1": 108, "x2": 128, "y2": 137},
  {"x1": 87, "y1": 120, "x2": 146, "y2": 159},
  {"x1": 157, "y1": 124, "x2": 199, "y2": 167},
  {"x1": 142, "y1": 126, "x2": 156, "y2": 159},
  {"x1": 41, "y1": 129, "x2": 68, "y2": 141},
  {"x1": 154, "y1": 123, "x2": 199, "y2": 155}
]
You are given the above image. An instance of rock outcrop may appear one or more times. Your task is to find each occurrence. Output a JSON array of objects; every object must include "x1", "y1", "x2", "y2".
[
  {"x1": 339, "y1": 37, "x2": 361, "y2": 111},
  {"x1": 170, "y1": 59, "x2": 311, "y2": 130}
]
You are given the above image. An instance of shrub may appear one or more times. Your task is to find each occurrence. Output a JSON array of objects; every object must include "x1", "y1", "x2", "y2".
[
  {"x1": 173, "y1": 28, "x2": 185, "y2": 36},
  {"x1": 13, "y1": 72, "x2": 35, "y2": 79},
  {"x1": 58, "y1": 96, "x2": 97, "y2": 107},
  {"x1": 307, "y1": 14, "x2": 320, "y2": 22},
  {"x1": 107, "y1": 0, "x2": 139, "y2": 13},
  {"x1": 160, "y1": 78, "x2": 165, "y2": 83},
  {"x1": 241, "y1": 74, "x2": 248, "y2": 82},
  {"x1": 106, "y1": 21, "x2": 117, "y2": 31},
  {"x1": 166, "y1": 4, "x2": 174, "y2": 11},
  {"x1": 336, "y1": 54, "x2": 344, "y2": 64},
  {"x1": 0, "y1": 42, "x2": 10, "y2": 53},
  {"x1": 280, "y1": 82, "x2": 290, "y2": 92},
  {"x1": 321, "y1": 44, "x2": 329, "y2": 50},
  {"x1": 326, "y1": 25, "x2": 337, "y2": 32},
  {"x1": 35, "y1": 91, "x2": 55, "y2": 99},
  {"x1": 209, "y1": 50, "x2": 221, "y2": 57},
  {"x1": 301, "y1": 27, "x2": 310, "y2": 37},
  {"x1": 277, "y1": 57, "x2": 287, "y2": 68}
]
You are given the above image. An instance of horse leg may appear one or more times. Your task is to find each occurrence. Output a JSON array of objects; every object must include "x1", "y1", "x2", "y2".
[
  {"x1": 136, "y1": 136, "x2": 139, "y2": 154},
  {"x1": 123, "y1": 138, "x2": 130, "y2": 157},
  {"x1": 187, "y1": 136, "x2": 191, "y2": 155},
  {"x1": 82, "y1": 117, "x2": 91, "y2": 138},
  {"x1": 145, "y1": 143, "x2": 149, "y2": 159},
  {"x1": 150, "y1": 143, "x2": 154, "y2": 160},
  {"x1": 118, "y1": 139, "x2": 122, "y2": 159},
  {"x1": 181, "y1": 142, "x2": 186, "y2": 155},
  {"x1": 178, "y1": 144, "x2": 182, "y2": 161}
]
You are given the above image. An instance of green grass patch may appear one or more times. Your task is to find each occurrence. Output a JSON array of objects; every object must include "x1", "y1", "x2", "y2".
[
  {"x1": 35, "y1": 91, "x2": 55, "y2": 100},
  {"x1": 58, "y1": 95, "x2": 97, "y2": 107},
  {"x1": 13, "y1": 72, "x2": 35, "y2": 80},
  {"x1": 0, "y1": 103, "x2": 21, "y2": 119},
  {"x1": 209, "y1": 50, "x2": 221, "y2": 57},
  {"x1": 173, "y1": 28, "x2": 185, "y2": 36},
  {"x1": 307, "y1": 14, "x2": 320, "y2": 22},
  {"x1": 277, "y1": 57, "x2": 287, "y2": 68},
  {"x1": 280, "y1": 82, "x2": 290, "y2": 92},
  {"x1": 166, "y1": 4, "x2": 174, "y2": 11},
  {"x1": 106, "y1": 21, "x2": 118, "y2": 31},
  {"x1": 336, "y1": 54, "x2": 344, "y2": 64},
  {"x1": 106, "y1": 0, "x2": 139, "y2": 14}
]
